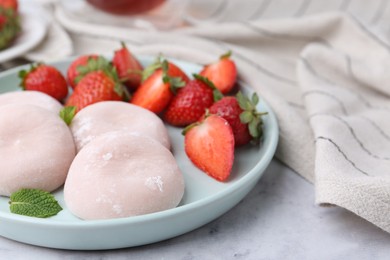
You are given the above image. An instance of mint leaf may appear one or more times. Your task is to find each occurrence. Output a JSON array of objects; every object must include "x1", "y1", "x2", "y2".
[
  {"x1": 9, "y1": 189, "x2": 62, "y2": 218},
  {"x1": 59, "y1": 106, "x2": 76, "y2": 125}
]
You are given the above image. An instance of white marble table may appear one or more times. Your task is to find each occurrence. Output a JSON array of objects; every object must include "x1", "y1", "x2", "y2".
[{"x1": 1, "y1": 159, "x2": 390, "y2": 259}]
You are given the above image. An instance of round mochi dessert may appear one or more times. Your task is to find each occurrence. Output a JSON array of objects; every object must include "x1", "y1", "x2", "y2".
[
  {"x1": 0, "y1": 104, "x2": 76, "y2": 196},
  {"x1": 64, "y1": 132, "x2": 185, "y2": 220},
  {"x1": 70, "y1": 101, "x2": 170, "y2": 152},
  {"x1": 0, "y1": 91, "x2": 63, "y2": 113}
]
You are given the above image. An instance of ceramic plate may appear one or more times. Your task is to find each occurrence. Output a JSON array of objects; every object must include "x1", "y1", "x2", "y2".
[
  {"x1": 0, "y1": 7, "x2": 47, "y2": 63},
  {"x1": 0, "y1": 56, "x2": 278, "y2": 250}
]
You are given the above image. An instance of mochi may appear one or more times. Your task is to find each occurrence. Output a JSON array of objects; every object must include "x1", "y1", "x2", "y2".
[
  {"x1": 70, "y1": 101, "x2": 170, "y2": 152},
  {"x1": 0, "y1": 91, "x2": 63, "y2": 113},
  {"x1": 64, "y1": 132, "x2": 184, "y2": 220},
  {"x1": 0, "y1": 104, "x2": 76, "y2": 196}
]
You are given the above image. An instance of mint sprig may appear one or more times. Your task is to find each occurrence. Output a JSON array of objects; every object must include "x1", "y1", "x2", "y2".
[{"x1": 9, "y1": 189, "x2": 62, "y2": 218}]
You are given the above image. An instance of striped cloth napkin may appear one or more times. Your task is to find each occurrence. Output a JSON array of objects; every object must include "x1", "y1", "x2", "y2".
[{"x1": 28, "y1": 0, "x2": 390, "y2": 233}]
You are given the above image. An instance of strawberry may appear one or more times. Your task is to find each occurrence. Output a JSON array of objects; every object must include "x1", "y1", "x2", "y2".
[
  {"x1": 200, "y1": 51, "x2": 237, "y2": 94},
  {"x1": 65, "y1": 70, "x2": 123, "y2": 112},
  {"x1": 209, "y1": 96, "x2": 251, "y2": 146},
  {"x1": 0, "y1": 3, "x2": 19, "y2": 50},
  {"x1": 0, "y1": 14, "x2": 7, "y2": 30},
  {"x1": 183, "y1": 114, "x2": 234, "y2": 181},
  {"x1": 112, "y1": 42, "x2": 143, "y2": 90},
  {"x1": 0, "y1": 0, "x2": 18, "y2": 12},
  {"x1": 19, "y1": 64, "x2": 68, "y2": 101},
  {"x1": 66, "y1": 54, "x2": 99, "y2": 89},
  {"x1": 210, "y1": 92, "x2": 267, "y2": 146},
  {"x1": 164, "y1": 74, "x2": 223, "y2": 127},
  {"x1": 131, "y1": 59, "x2": 189, "y2": 114}
]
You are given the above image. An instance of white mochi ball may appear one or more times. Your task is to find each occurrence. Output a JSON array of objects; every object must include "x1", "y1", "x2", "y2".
[
  {"x1": 0, "y1": 104, "x2": 76, "y2": 196},
  {"x1": 70, "y1": 101, "x2": 170, "y2": 152},
  {"x1": 0, "y1": 91, "x2": 63, "y2": 113},
  {"x1": 64, "y1": 132, "x2": 184, "y2": 220}
]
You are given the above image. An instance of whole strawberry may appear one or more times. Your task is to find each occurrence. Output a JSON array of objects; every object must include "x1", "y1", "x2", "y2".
[
  {"x1": 131, "y1": 59, "x2": 189, "y2": 114},
  {"x1": 164, "y1": 75, "x2": 223, "y2": 127},
  {"x1": 66, "y1": 54, "x2": 100, "y2": 89},
  {"x1": 65, "y1": 69, "x2": 124, "y2": 112},
  {"x1": 19, "y1": 64, "x2": 68, "y2": 101},
  {"x1": 112, "y1": 42, "x2": 143, "y2": 90},
  {"x1": 200, "y1": 51, "x2": 237, "y2": 94},
  {"x1": 183, "y1": 114, "x2": 234, "y2": 182},
  {"x1": 209, "y1": 92, "x2": 267, "y2": 146}
]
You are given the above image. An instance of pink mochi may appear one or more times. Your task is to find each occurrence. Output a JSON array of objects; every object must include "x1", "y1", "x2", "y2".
[
  {"x1": 70, "y1": 101, "x2": 170, "y2": 152},
  {"x1": 0, "y1": 104, "x2": 76, "y2": 196},
  {"x1": 0, "y1": 91, "x2": 63, "y2": 113},
  {"x1": 64, "y1": 132, "x2": 185, "y2": 220}
]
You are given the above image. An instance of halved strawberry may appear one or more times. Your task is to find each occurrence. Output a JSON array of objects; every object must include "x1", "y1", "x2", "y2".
[
  {"x1": 19, "y1": 64, "x2": 68, "y2": 101},
  {"x1": 112, "y1": 42, "x2": 143, "y2": 90},
  {"x1": 131, "y1": 59, "x2": 189, "y2": 114},
  {"x1": 183, "y1": 114, "x2": 234, "y2": 182},
  {"x1": 164, "y1": 74, "x2": 223, "y2": 127},
  {"x1": 209, "y1": 92, "x2": 267, "y2": 146},
  {"x1": 200, "y1": 51, "x2": 237, "y2": 94},
  {"x1": 67, "y1": 54, "x2": 99, "y2": 89}
]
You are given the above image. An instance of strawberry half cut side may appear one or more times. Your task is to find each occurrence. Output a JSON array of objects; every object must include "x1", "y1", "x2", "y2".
[
  {"x1": 199, "y1": 50, "x2": 237, "y2": 94},
  {"x1": 183, "y1": 114, "x2": 235, "y2": 182},
  {"x1": 131, "y1": 59, "x2": 189, "y2": 114}
]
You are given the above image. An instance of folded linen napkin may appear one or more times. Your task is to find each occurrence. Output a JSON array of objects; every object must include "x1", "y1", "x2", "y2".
[{"x1": 27, "y1": 0, "x2": 390, "y2": 233}]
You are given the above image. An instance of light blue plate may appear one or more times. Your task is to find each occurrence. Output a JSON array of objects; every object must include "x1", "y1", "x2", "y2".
[{"x1": 0, "y1": 56, "x2": 278, "y2": 250}]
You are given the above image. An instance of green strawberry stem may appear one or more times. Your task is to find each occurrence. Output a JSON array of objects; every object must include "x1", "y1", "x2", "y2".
[
  {"x1": 193, "y1": 74, "x2": 223, "y2": 101},
  {"x1": 182, "y1": 109, "x2": 211, "y2": 136},
  {"x1": 74, "y1": 56, "x2": 111, "y2": 84},
  {"x1": 236, "y1": 91, "x2": 267, "y2": 143},
  {"x1": 161, "y1": 60, "x2": 185, "y2": 94},
  {"x1": 220, "y1": 50, "x2": 232, "y2": 60},
  {"x1": 141, "y1": 56, "x2": 163, "y2": 82},
  {"x1": 59, "y1": 106, "x2": 76, "y2": 125}
]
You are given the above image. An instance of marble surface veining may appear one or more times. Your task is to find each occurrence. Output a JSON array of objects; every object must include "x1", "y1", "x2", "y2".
[{"x1": 1, "y1": 160, "x2": 390, "y2": 259}]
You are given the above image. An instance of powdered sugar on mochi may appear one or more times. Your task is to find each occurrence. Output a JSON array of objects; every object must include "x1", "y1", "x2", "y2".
[
  {"x1": 70, "y1": 101, "x2": 170, "y2": 152},
  {"x1": 64, "y1": 132, "x2": 185, "y2": 220},
  {"x1": 0, "y1": 104, "x2": 76, "y2": 196},
  {"x1": 0, "y1": 91, "x2": 63, "y2": 113}
]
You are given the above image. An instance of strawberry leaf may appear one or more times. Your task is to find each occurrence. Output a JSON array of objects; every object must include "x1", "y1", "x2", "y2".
[
  {"x1": 235, "y1": 91, "x2": 268, "y2": 142},
  {"x1": 213, "y1": 89, "x2": 223, "y2": 102},
  {"x1": 142, "y1": 57, "x2": 163, "y2": 82},
  {"x1": 239, "y1": 111, "x2": 253, "y2": 124},
  {"x1": 182, "y1": 120, "x2": 202, "y2": 136},
  {"x1": 252, "y1": 92, "x2": 259, "y2": 105},
  {"x1": 193, "y1": 74, "x2": 216, "y2": 89},
  {"x1": 168, "y1": 77, "x2": 186, "y2": 94},
  {"x1": 220, "y1": 50, "x2": 232, "y2": 60},
  {"x1": 75, "y1": 56, "x2": 111, "y2": 84},
  {"x1": 193, "y1": 74, "x2": 223, "y2": 101},
  {"x1": 248, "y1": 117, "x2": 261, "y2": 139},
  {"x1": 159, "y1": 59, "x2": 186, "y2": 94},
  {"x1": 59, "y1": 106, "x2": 76, "y2": 125}
]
